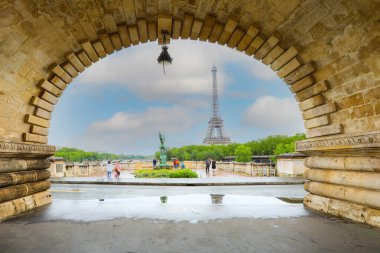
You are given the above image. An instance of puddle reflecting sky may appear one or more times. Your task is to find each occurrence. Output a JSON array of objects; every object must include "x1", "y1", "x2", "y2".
[{"x1": 14, "y1": 194, "x2": 311, "y2": 223}]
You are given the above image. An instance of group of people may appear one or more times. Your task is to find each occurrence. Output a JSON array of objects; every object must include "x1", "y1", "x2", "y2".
[
  {"x1": 106, "y1": 160, "x2": 122, "y2": 178},
  {"x1": 152, "y1": 159, "x2": 185, "y2": 169},
  {"x1": 205, "y1": 158, "x2": 217, "y2": 174}
]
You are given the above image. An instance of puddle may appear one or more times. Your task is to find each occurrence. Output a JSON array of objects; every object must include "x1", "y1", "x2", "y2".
[{"x1": 9, "y1": 194, "x2": 311, "y2": 223}]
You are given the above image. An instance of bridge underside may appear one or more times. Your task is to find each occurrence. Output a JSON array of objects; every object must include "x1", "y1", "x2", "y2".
[{"x1": 0, "y1": 0, "x2": 379, "y2": 226}]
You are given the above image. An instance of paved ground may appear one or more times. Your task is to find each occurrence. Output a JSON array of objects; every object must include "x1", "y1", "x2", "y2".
[
  {"x1": 50, "y1": 174, "x2": 307, "y2": 186},
  {"x1": 1, "y1": 184, "x2": 380, "y2": 253}
]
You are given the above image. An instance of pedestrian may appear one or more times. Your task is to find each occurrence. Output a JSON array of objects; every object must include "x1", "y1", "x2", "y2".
[
  {"x1": 174, "y1": 159, "x2": 179, "y2": 169},
  {"x1": 153, "y1": 159, "x2": 157, "y2": 169},
  {"x1": 212, "y1": 159, "x2": 216, "y2": 170},
  {"x1": 114, "y1": 161, "x2": 121, "y2": 178},
  {"x1": 106, "y1": 161, "x2": 113, "y2": 178},
  {"x1": 180, "y1": 161, "x2": 185, "y2": 169},
  {"x1": 205, "y1": 158, "x2": 211, "y2": 174}
]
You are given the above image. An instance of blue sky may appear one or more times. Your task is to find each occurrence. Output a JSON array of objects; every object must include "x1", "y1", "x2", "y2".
[{"x1": 49, "y1": 40, "x2": 305, "y2": 155}]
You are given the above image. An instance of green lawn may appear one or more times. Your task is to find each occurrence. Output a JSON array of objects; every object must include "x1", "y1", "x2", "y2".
[{"x1": 134, "y1": 169, "x2": 198, "y2": 178}]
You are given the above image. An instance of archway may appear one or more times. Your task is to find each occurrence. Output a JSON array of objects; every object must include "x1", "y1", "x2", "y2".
[{"x1": 0, "y1": 0, "x2": 379, "y2": 226}]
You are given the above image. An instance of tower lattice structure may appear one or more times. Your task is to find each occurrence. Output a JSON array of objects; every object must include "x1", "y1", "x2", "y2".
[{"x1": 203, "y1": 66, "x2": 231, "y2": 145}]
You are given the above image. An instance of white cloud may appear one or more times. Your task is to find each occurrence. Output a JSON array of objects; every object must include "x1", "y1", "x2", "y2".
[
  {"x1": 73, "y1": 106, "x2": 207, "y2": 154},
  {"x1": 243, "y1": 96, "x2": 305, "y2": 134},
  {"x1": 249, "y1": 61, "x2": 278, "y2": 81}
]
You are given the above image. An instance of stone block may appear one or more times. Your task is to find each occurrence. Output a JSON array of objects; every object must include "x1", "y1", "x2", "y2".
[
  {"x1": 218, "y1": 19, "x2": 238, "y2": 45},
  {"x1": 40, "y1": 91, "x2": 58, "y2": 105},
  {"x1": 227, "y1": 28, "x2": 244, "y2": 48},
  {"x1": 285, "y1": 63, "x2": 315, "y2": 84},
  {"x1": 299, "y1": 95, "x2": 324, "y2": 111},
  {"x1": 30, "y1": 125, "x2": 48, "y2": 136},
  {"x1": 306, "y1": 124, "x2": 342, "y2": 137},
  {"x1": 25, "y1": 114, "x2": 50, "y2": 128},
  {"x1": 92, "y1": 41, "x2": 107, "y2": 58},
  {"x1": 271, "y1": 46, "x2": 299, "y2": 71},
  {"x1": 262, "y1": 45, "x2": 284, "y2": 65},
  {"x1": 50, "y1": 75, "x2": 67, "y2": 90},
  {"x1": 30, "y1": 96, "x2": 54, "y2": 112},
  {"x1": 337, "y1": 93, "x2": 364, "y2": 109},
  {"x1": 303, "y1": 102, "x2": 336, "y2": 119},
  {"x1": 208, "y1": 23, "x2": 224, "y2": 43},
  {"x1": 50, "y1": 64, "x2": 72, "y2": 84},
  {"x1": 199, "y1": 15, "x2": 216, "y2": 41},
  {"x1": 137, "y1": 19, "x2": 148, "y2": 43},
  {"x1": 351, "y1": 104, "x2": 374, "y2": 119},
  {"x1": 23, "y1": 133, "x2": 48, "y2": 143},
  {"x1": 330, "y1": 110, "x2": 350, "y2": 122},
  {"x1": 254, "y1": 35, "x2": 280, "y2": 60},
  {"x1": 236, "y1": 26, "x2": 259, "y2": 52},
  {"x1": 363, "y1": 86, "x2": 380, "y2": 104},
  {"x1": 245, "y1": 35, "x2": 265, "y2": 56},
  {"x1": 98, "y1": 33, "x2": 114, "y2": 54},
  {"x1": 157, "y1": 14, "x2": 172, "y2": 40},
  {"x1": 39, "y1": 79, "x2": 62, "y2": 97},
  {"x1": 304, "y1": 115, "x2": 329, "y2": 129},
  {"x1": 181, "y1": 14, "x2": 193, "y2": 39},
  {"x1": 128, "y1": 26, "x2": 139, "y2": 45},
  {"x1": 62, "y1": 62, "x2": 78, "y2": 78},
  {"x1": 65, "y1": 53, "x2": 85, "y2": 72},
  {"x1": 35, "y1": 108, "x2": 51, "y2": 120},
  {"x1": 81, "y1": 41, "x2": 99, "y2": 62},
  {"x1": 171, "y1": 19, "x2": 182, "y2": 40},
  {"x1": 277, "y1": 58, "x2": 302, "y2": 78},
  {"x1": 147, "y1": 22, "x2": 157, "y2": 41},
  {"x1": 290, "y1": 76, "x2": 315, "y2": 93},
  {"x1": 117, "y1": 25, "x2": 131, "y2": 48},
  {"x1": 296, "y1": 80, "x2": 328, "y2": 102},
  {"x1": 110, "y1": 33, "x2": 122, "y2": 51},
  {"x1": 190, "y1": 19, "x2": 203, "y2": 40},
  {"x1": 76, "y1": 51, "x2": 92, "y2": 68}
]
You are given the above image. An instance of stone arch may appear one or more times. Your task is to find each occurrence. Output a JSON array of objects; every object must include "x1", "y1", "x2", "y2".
[
  {"x1": 22, "y1": 14, "x2": 330, "y2": 144},
  {"x1": 0, "y1": 1, "x2": 379, "y2": 226}
]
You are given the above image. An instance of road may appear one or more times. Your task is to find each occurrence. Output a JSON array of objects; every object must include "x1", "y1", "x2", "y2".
[{"x1": 1, "y1": 184, "x2": 380, "y2": 253}]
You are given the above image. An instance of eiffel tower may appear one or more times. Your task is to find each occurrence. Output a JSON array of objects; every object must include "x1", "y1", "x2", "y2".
[{"x1": 203, "y1": 66, "x2": 231, "y2": 145}]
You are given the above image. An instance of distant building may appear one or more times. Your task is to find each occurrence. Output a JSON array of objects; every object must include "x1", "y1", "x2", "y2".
[{"x1": 47, "y1": 156, "x2": 65, "y2": 177}]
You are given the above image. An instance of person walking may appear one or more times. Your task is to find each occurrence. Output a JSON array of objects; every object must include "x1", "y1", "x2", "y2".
[
  {"x1": 205, "y1": 158, "x2": 211, "y2": 174},
  {"x1": 173, "y1": 159, "x2": 179, "y2": 169},
  {"x1": 180, "y1": 161, "x2": 185, "y2": 169},
  {"x1": 106, "y1": 161, "x2": 113, "y2": 178},
  {"x1": 153, "y1": 159, "x2": 157, "y2": 169},
  {"x1": 212, "y1": 160, "x2": 216, "y2": 170},
  {"x1": 114, "y1": 161, "x2": 121, "y2": 178}
]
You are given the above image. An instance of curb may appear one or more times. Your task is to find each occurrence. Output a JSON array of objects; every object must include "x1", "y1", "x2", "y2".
[{"x1": 50, "y1": 180, "x2": 308, "y2": 186}]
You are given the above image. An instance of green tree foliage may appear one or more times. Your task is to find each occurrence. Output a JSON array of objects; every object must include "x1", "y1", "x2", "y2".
[
  {"x1": 155, "y1": 133, "x2": 306, "y2": 161},
  {"x1": 234, "y1": 145, "x2": 252, "y2": 162},
  {"x1": 54, "y1": 147, "x2": 152, "y2": 162}
]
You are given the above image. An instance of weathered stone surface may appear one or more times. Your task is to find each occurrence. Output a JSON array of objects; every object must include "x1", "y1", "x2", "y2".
[
  {"x1": 98, "y1": 32, "x2": 114, "y2": 54},
  {"x1": 190, "y1": 19, "x2": 203, "y2": 40},
  {"x1": 296, "y1": 80, "x2": 328, "y2": 102},
  {"x1": 128, "y1": 25, "x2": 139, "y2": 45},
  {"x1": 254, "y1": 35, "x2": 280, "y2": 60},
  {"x1": 208, "y1": 23, "x2": 224, "y2": 43},
  {"x1": 285, "y1": 63, "x2": 315, "y2": 84},
  {"x1": 62, "y1": 62, "x2": 78, "y2": 78},
  {"x1": 271, "y1": 46, "x2": 299, "y2": 71},
  {"x1": 290, "y1": 76, "x2": 315, "y2": 93},
  {"x1": 81, "y1": 41, "x2": 99, "y2": 62},
  {"x1": 304, "y1": 181, "x2": 380, "y2": 209},
  {"x1": 299, "y1": 95, "x2": 324, "y2": 111},
  {"x1": 236, "y1": 26, "x2": 259, "y2": 52},
  {"x1": 304, "y1": 115, "x2": 329, "y2": 129},
  {"x1": 0, "y1": 180, "x2": 50, "y2": 203},
  {"x1": 199, "y1": 15, "x2": 216, "y2": 41},
  {"x1": 277, "y1": 58, "x2": 302, "y2": 78},
  {"x1": 0, "y1": 169, "x2": 50, "y2": 188},
  {"x1": 117, "y1": 25, "x2": 131, "y2": 48},
  {"x1": 40, "y1": 91, "x2": 58, "y2": 105},
  {"x1": 171, "y1": 19, "x2": 181, "y2": 40},
  {"x1": 34, "y1": 108, "x2": 51, "y2": 120},
  {"x1": 305, "y1": 168, "x2": 380, "y2": 191},
  {"x1": 30, "y1": 125, "x2": 48, "y2": 136},
  {"x1": 66, "y1": 53, "x2": 85, "y2": 72},
  {"x1": 110, "y1": 33, "x2": 123, "y2": 51},
  {"x1": 245, "y1": 34, "x2": 265, "y2": 56},
  {"x1": 262, "y1": 45, "x2": 284, "y2": 65},
  {"x1": 218, "y1": 19, "x2": 237, "y2": 45},
  {"x1": 306, "y1": 124, "x2": 342, "y2": 138},
  {"x1": 23, "y1": 133, "x2": 47, "y2": 144},
  {"x1": 39, "y1": 79, "x2": 62, "y2": 97},
  {"x1": 181, "y1": 14, "x2": 193, "y2": 39},
  {"x1": 50, "y1": 64, "x2": 72, "y2": 84},
  {"x1": 25, "y1": 115, "x2": 49, "y2": 128},
  {"x1": 304, "y1": 156, "x2": 380, "y2": 172},
  {"x1": 147, "y1": 22, "x2": 157, "y2": 42},
  {"x1": 137, "y1": 19, "x2": 148, "y2": 43},
  {"x1": 0, "y1": 158, "x2": 50, "y2": 173},
  {"x1": 30, "y1": 97, "x2": 54, "y2": 112},
  {"x1": 303, "y1": 103, "x2": 336, "y2": 120},
  {"x1": 227, "y1": 28, "x2": 244, "y2": 48},
  {"x1": 0, "y1": 191, "x2": 51, "y2": 221},
  {"x1": 92, "y1": 41, "x2": 107, "y2": 58}
]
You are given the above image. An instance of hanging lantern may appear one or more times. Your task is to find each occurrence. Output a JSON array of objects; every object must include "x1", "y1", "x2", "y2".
[{"x1": 157, "y1": 30, "x2": 173, "y2": 74}]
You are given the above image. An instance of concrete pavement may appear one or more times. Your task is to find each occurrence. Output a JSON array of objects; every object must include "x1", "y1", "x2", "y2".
[{"x1": 50, "y1": 176, "x2": 307, "y2": 186}]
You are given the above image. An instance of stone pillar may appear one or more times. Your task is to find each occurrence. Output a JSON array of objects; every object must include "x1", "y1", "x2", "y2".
[
  {"x1": 296, "y1": 132, "x2": 380, "y2": 227},
  {"x1": 0, "y1": 141, "x2": 55, "y2": 220}
]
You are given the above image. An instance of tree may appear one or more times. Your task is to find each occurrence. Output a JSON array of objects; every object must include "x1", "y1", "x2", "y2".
[{"x1": 234, "y1": 145, "x2": 252, "y2": 162}]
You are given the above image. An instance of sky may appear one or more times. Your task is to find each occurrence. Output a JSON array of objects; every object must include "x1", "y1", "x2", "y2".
[{"x1": 49, "y1": 40, "x2": 305, "y2": 155}]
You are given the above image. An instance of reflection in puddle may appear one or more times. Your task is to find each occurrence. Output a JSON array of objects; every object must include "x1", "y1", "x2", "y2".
[{"x1": 13, "y1": 194, "x2": 312, "y2": 224}]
